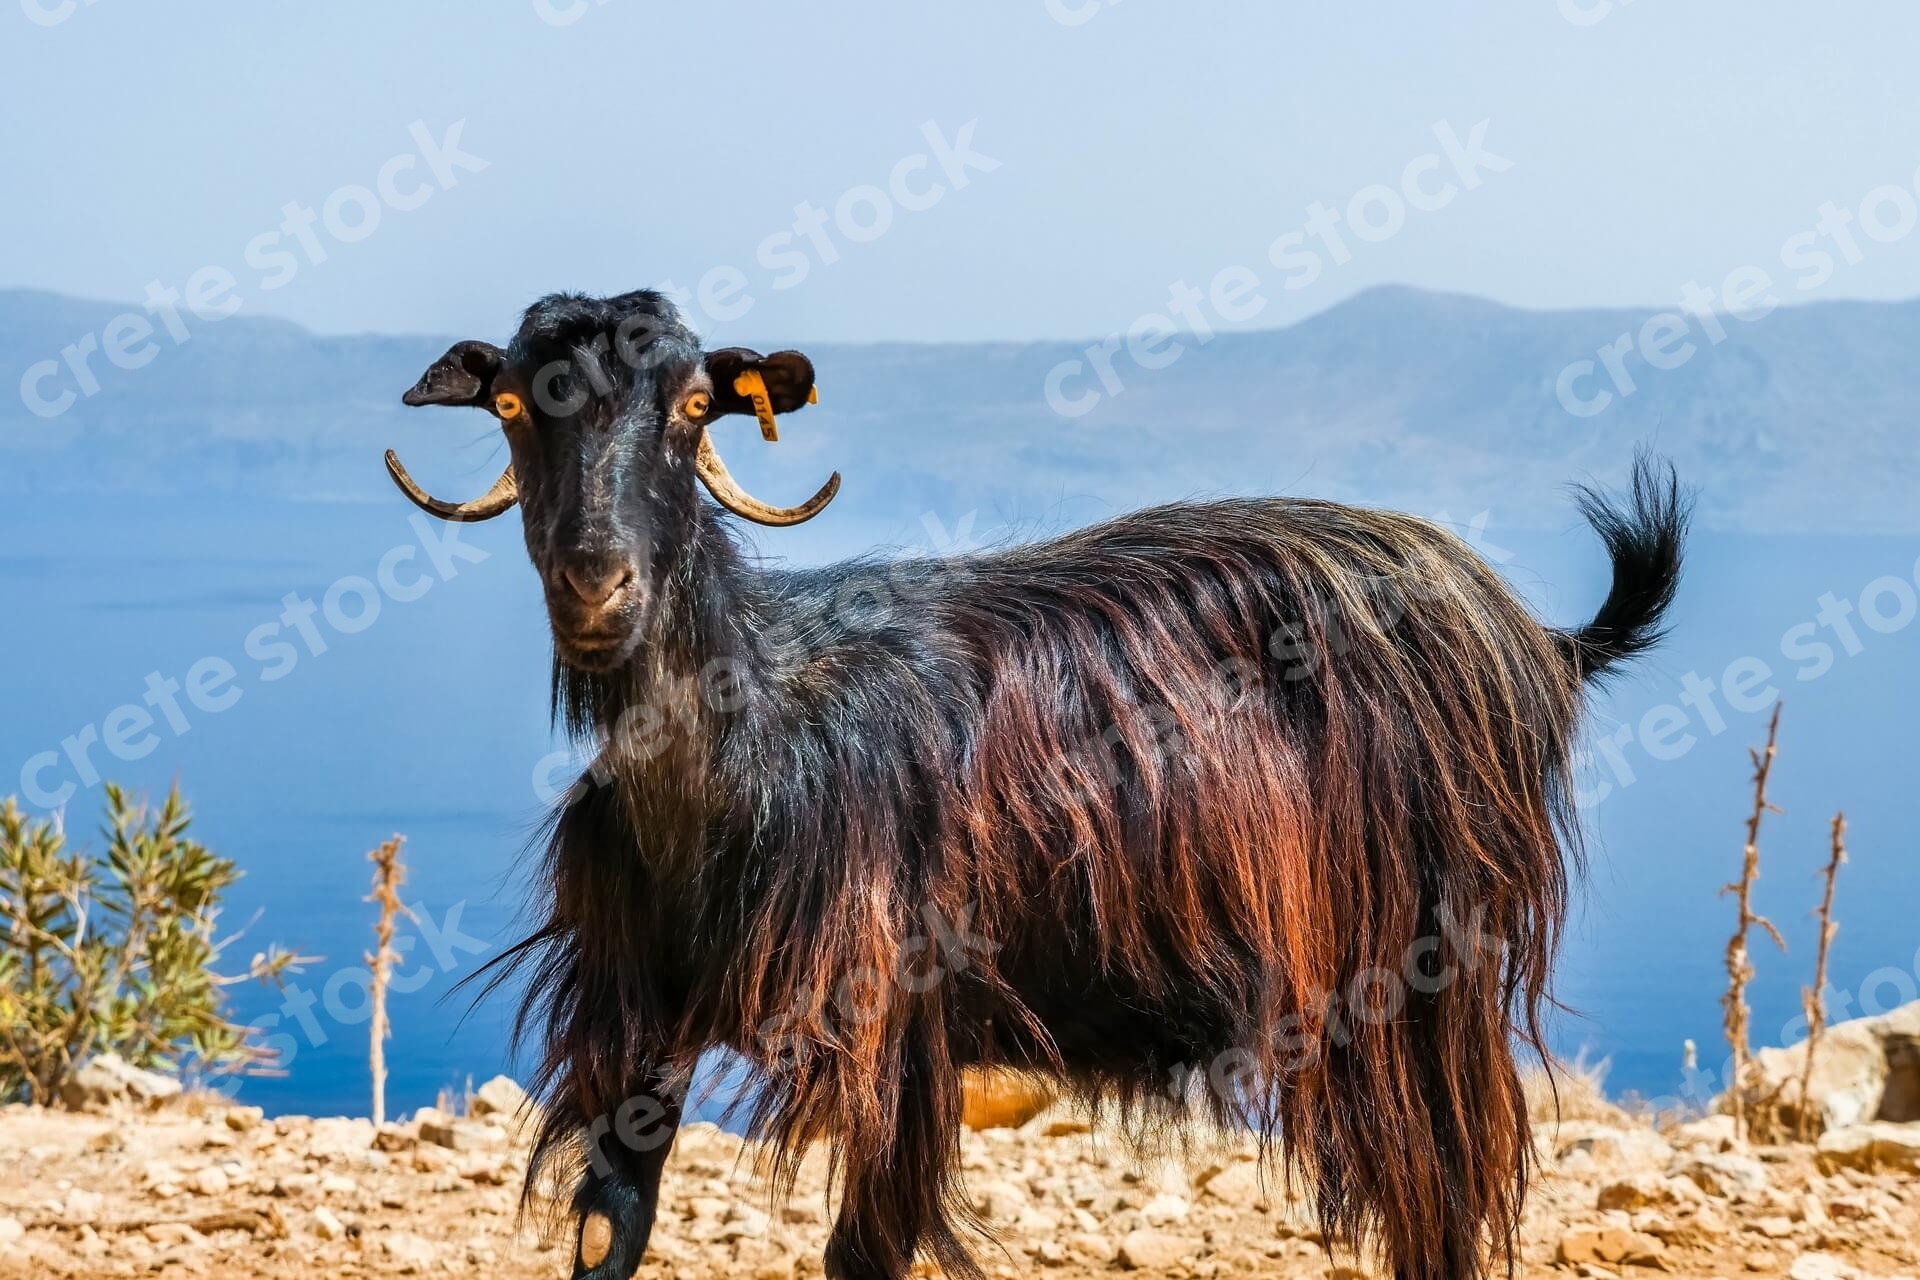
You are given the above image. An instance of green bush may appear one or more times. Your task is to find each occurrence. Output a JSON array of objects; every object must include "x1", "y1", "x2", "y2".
[{"x1": 0, "y1": 784, "x2": 307, "y2": 1105}]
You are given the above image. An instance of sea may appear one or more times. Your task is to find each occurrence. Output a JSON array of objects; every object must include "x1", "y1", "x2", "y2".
[{"x1": 3, "y1": 494, "x2": 1917, "y2": 1119}]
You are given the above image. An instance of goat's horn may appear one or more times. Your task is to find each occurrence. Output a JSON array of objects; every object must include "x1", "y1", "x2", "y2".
[
  {"x1": 695, "y1": 435, "x2": 838, "y2": 527},
  {"x1": 384, "y1": 451, "x2": 519, "y2": 523}
]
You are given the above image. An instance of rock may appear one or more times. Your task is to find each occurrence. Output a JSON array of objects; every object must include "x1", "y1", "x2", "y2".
[
  {"x1": 381, "y1": 1231, "x2": 440, "y2": 1268},
  {"x1": 318, "y1": 1174, "x2": 359, "y2": 1196},
  {"x1": 1197, "y1": 1160, "x2": 1269, "y2": 1209},
  {"x1": 1596, "y1": 1173, "x2": 1696, "y2": 1211},
  {"x1": 961, "y1": 1070, "x2": 1057, "y2": 1131},
  {"x1": 310, "y1": 1207, "x2": 345, "y2": 1241},
  {"x1": 1673, "y1": 1152, "x2": 1770, "y2": 1197},
  {"x1": 0, "y1": 1219, "x2": 21, "y2": 1245},
  {"x1": 419, "y1": 1117, "x2": 507, "y2": 1152},
  {"x1": 1556, "y1": 1123, "x2": 1674, "y2": 1168},
  {"x1": 1040, "y1": 1116, "x2": 1093, "y2": 1138},
  {"x1": 719, "y1": 1206, "x2": 771, "y2": 1240},
  {"x1": 1788, "y1": 1252, "x2": 1858, "y2": 1280},
  {"x1": 187, "y1": 1166, "x2": 230, "y2": 1197},
  {"x1": 1066, "y1": 1231, "x2": 1115, "y2": 1263},
  {"x1": 1116, "y1": 1228, "x2": 1200, "y2": 1270},
  {"x1": 468, "y1": 1076, "x2": 531, "y2": 1120},
  {"x1": 1753, "y1": 1214, "x2": 1797, "y2": 1239},
  {"x1": 224, "y1": 1106, "x2": 264, "y2": 1132},
  {"x1": 971, "y1": 1178, "x2": 1031, "y2": 1223},
  {"x1": 63, "y1": 1188, "x2": 105, "y2": 1222},
  {"x1": 1139, "y1": 1192, "x2": 1190, "y2": 1226},
  {"x1": 304, "y1": 1117, "x2": 377, "y2": 1162},
  {"x1": 143, "y1": 1222, "x2": 205, "y2": 1248},
  {"x1": 1556, "y1": 1227, "x2": 1666, "y2": 1266},
  {"x1": 59, "y1": 1054, "x2": 183, "y2": 1111},
  {"x1": 1732, "y1": 999, "x2": 1920, "y2": 1137},
  {"x1": 1668, "y1": 1114, "x2": 1740, "y2": 1151},
  {"x1": 1815, "y1": 1120, "x2": 1920, "y2": 1173},
  {"x1": 373, "y1": 1123, "x2": 417, "y2": 1153}
]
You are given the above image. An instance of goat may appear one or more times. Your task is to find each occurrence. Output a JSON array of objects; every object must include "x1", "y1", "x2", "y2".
[{"x1": 392, "y1": 289, "x2": 1686, "y2": 1280}]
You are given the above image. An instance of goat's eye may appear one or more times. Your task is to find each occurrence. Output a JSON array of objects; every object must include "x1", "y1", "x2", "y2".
[
  {"x1": 684, "y1": 392, "x2": 711, "y2": 418},
  {"x1": 493, "y1": 392, "x2": 525, "y2": 420}
]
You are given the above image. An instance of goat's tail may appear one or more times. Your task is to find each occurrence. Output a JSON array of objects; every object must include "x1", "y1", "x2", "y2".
[{"x1": 1557, "y1": 454, "x2": 1690, "y2": 683}]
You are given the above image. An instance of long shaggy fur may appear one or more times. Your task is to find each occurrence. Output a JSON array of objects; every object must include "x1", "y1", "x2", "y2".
[
  {"x1": 486, "y1": 450, "x2": 1686, "y2": 1279},
  {"x1": 427, "y1": 287, "x2": 1691, "y2": 1280}
]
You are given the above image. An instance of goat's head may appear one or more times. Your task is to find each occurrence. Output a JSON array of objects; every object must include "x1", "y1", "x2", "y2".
[{"x1": 391, "y1": 290, "x2": 837, "y2": 672}]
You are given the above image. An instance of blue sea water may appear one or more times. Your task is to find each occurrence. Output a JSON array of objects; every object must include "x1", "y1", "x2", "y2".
[{"x1": 2, "y1": 495, "x2": 1917, "y2": 1117}]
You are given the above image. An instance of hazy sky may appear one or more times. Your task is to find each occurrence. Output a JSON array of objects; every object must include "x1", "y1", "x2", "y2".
[{"x1": 7, "y1": 1, "x2": 1920, "y2": 343}]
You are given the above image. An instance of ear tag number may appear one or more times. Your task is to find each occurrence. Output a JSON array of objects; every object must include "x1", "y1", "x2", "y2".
[{"x1": 732, "y1": 369, "x2": 782, "y2": 442}]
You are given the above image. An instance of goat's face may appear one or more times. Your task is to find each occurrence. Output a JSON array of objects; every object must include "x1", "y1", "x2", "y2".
[{"x1": 390, "y1": 291, "x2": 837, "y2": 673}]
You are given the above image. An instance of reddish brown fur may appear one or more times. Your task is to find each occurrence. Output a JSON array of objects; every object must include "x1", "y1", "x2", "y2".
[{"x1": 424, "y1": 294, "x2": 1686, "y2": 1280}]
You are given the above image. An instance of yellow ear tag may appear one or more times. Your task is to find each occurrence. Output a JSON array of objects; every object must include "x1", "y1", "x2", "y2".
[{"x1": 732, "y1": 369, "x2": 781, "y2": 442}]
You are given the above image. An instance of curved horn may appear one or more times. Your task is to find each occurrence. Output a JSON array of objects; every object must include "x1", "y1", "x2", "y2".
[
  {"x1": 694, "y1": 435, "x2": 839, "y2": 527},
  {"x1": 384, "y1": 451, "x2": 519, "y2": 523}
]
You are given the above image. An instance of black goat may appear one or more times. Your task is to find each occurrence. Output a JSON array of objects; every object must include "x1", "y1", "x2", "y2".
[{"x1": 391, "y1": 289, "x2": 1686, "y2": 1280}]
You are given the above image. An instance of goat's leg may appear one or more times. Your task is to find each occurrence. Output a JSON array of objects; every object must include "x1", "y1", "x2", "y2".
[
  {"x1": 570, "y1": 1079, "x2": 683, "y2": 1280},
  {"x1": 823, "y1": 1034, "x2": 971, "y2": 1280}
]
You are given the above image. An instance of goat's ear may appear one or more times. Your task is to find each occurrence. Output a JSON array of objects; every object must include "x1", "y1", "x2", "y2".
[
  {"x1": 702, "y1": 348, "x2": 817, "y2": 417},
  {"x1": 403, "y1": 340, "x2": 504, "y2": 407}
]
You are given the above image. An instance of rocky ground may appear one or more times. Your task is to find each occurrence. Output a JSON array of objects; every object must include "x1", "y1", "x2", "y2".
[{"x1": 0, "y1": 1068, "x2": 1915, "y2": 1280}]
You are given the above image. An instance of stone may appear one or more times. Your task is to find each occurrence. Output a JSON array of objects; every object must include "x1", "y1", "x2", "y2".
[
  {"x1": 1557, "y1": 1227, "x2": 1667, "y2": 1266},
  {"x1": 224, "y1": 1106, "x2": 264, "y2": 1132},
  {"x1": 1733, "y1": 999, "x2": 1920, "y2": 1137},
  {"x1": 143, "y1": 1222, "x2": 205, "y2": 1248},
  {"x1": 1139, "y1": 1192, "x2": 1190, "y2": 1226},
  {"x1": 318, "y1": 1174, "x2": 359, "y2": 1196},
  {"x1": 187, "y1": 1166, "x2": 230, "y2": 1197},
  {"x1": 972, "y1": 1179, "x2": 1031, "y2": 1223},
  {"x1": 1788, "y1": 1253, "x2": 1857, "y2": 1280},
  {"x1": 469, "y1": 1076, "x2": 531, "y2": 1120},
  {"x1": 1815, "y1": 1120, "x2": 1920, "y2": 1173},
  {"x1": 419, "y1": 1117, "x2": 507, "y2": 1152},
  {"x1": 59, "y1": 1053, "x2": 183, "y2": 1111},
  {"x1": 304, "y1": 1117, "x2": 377, "y2": 1162},
  {"x1": 63, "y1": 1188, "x2": 105, "y2": 1222},
  {"x1": 1557, "y1": 1123, "x2": 1674, "y2": 1168},
  {"x1": 1673, "y1": 1152, "x2": 1770, "y2": 1197},
  {"x1": 381, "y1": 1231, "x2": 440, "y2": 1269},
  {"x1": 1116, "y1": 1228, "x2": 1200, "y2": 1270},
  {"x1": 1040, "y1": 1116, "x2": 1093, "y2": 1138},
  {"x1": 0, "y1": 1219, "x2": 21, "y2": 1245},
  {"x1": 1669, "y1": 1114, "x2": 1740, "y2": 1151},
  {"x1": 310, "y1": 1207, "x2": 345, "y2": 1241},
  {"x1": 1066, "y1": 1231, "x2": 1115, "y2": 1263},
  {"x1": 1198, "y1": 1160, "x2": 1269, "y2": 1209}
]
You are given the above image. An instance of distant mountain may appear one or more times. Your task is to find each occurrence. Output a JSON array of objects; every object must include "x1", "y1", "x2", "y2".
[{"x1": 4, "y1": 285, "x2": 1915, "y2": 532}]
